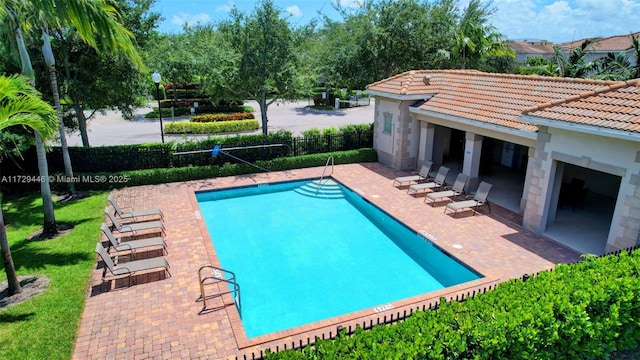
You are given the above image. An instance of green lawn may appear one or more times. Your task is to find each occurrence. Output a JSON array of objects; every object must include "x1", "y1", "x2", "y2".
[{"x1": 0, "y1": 192, "x2": 106, "y2": 360}]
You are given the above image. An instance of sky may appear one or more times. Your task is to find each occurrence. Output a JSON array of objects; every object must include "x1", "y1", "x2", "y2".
[{"x1": 151, "y1": 0, "x2": 640, "y2": 44}]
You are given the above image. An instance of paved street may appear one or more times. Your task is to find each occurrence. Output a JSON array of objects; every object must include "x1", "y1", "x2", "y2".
[{"x1": 62, "y1": 100, "x2": 375, "y2": 146}]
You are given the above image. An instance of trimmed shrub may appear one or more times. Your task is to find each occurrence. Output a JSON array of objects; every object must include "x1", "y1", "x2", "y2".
[
  {"x1": 267, "y1": 250, "x2": 640, "y2": 359},
  {"x1": 190, "y1": 112, "x2": 255, "y2": 123},
  {"x1": 164, "y1": 120, "x2": 259, "y2": 134},
  {"x1": 61, "y1": 148, "x2": 377, "y2": 190}
]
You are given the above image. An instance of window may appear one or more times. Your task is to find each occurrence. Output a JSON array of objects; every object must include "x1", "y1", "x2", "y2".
[{"x1": 383, "y1": 113, "x2": 392, "y2": 134}]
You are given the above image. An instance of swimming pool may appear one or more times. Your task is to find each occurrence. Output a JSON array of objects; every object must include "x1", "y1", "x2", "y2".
[{"x1": 196, "y1": 179, "x2": 481, "y2": 338}]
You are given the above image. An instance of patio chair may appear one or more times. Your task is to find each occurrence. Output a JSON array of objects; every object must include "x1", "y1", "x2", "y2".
[
  {"x1": 101, "y1": 223, "x2": 167, "y2": 255},
  {"x1": 95, "y1": 243, "x2": 170, "y2": 287},
  {"x1": 108, "y1": 195, "x2": 163, "y2": 221},
  {"x1": 444, "y1": 181, "x2": 493, "y2": 217},
  {"x1": 407, "y1": 166, "x2": 449, "y2": 196},
  {"x1": 424, "y1": 173, "x2": 469, "y2": 206},
  {"x1": 104, "y1": 207, "x2": 165, "y2": 236},
  {"x1": 393, "y1": 161, "x2": 433, "y2": 187}
]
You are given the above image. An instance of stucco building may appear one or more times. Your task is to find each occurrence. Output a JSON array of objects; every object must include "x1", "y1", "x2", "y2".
[{"x1": 366, "y1": 70, "x2": 640, "y2": 255}]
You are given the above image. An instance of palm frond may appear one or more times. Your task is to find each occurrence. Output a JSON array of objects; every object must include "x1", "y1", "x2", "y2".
[{"x1": 0, "y1": 75, "x2": 58, "y2": 138}]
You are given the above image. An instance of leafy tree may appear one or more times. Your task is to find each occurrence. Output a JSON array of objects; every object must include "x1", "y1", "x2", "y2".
[
  {"x1": 39, "y1": 0, "x2": 144, "y2": 191},
  {"x1": 595, "y1": 35, "x2": 640, "y2": 80},
  {"x1": 447, "y1": 0, "x2": 514, "y2": 70},
  {"x1": 315, "y1": 0, "x2": 459, "y2": 90},
  {"x1": 0, "y1": 74, "x2": 58, "y2": 296},
  {"x1": 54, "y1": 0, "x2": 159, "y2": 147},
  {"x1": 218, "y1": 0, "x2": 299, "y2": 135},
  {"x1": 551, "y1": 39, "x2": 599, "y2": 78},
  {"x1": 2, "y1": 0, "x2": 58, "y2": 234}
]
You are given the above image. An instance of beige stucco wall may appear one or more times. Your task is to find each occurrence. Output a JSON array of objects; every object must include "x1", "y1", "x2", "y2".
[
  {"x1": 523, "y1": 126, "x2": 640, "y2": 252},
  {"x1": 372, "y1": 97, "x2": 420, "y2": 170}
]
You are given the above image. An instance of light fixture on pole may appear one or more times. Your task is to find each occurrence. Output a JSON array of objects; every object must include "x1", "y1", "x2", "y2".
[{"x1": 152, "y1": 71, "x2": 164, "y2": 143}]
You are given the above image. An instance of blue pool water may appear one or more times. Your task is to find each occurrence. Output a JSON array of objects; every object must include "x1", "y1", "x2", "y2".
[{"x1": 196, "y1": 179, "x2": 481, "y2": 338}]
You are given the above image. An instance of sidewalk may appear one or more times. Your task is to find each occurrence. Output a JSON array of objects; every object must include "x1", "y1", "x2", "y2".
[{"x1": 62, "y1": 100, "x2": 374, "y2": 147}]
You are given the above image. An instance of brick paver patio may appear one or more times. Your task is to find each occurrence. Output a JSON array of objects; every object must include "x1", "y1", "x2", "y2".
[{"x1": 73, "y1": 162, "x2": 581, "y2": 359}]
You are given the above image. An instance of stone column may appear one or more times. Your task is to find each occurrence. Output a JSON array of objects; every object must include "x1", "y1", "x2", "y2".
[
  {"x1": 418, "y1": 122, "x2": 435, "y2": 166},
  {"x1": 519, "y1": 147, "x2": 536, "y2": 214},
  {"x1": 463, "y1": 132, "x2": 483, "y2": 191}
]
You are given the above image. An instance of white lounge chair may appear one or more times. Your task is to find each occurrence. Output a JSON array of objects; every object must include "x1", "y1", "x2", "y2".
[
  {"x1": 393, "y1": 161, "x2": 433, "y2": 188},
  {"x1": 104, "y1": 207, "x2": 165, "y2": 236},
  {"x1": 425, "y1": 173, "x2": 469, "y2": 205},
  {"x1": 95, "y1": 243, "x2": 170, "y2": 287},
  {"x1": 101, "y1": 223, "x2": 167, "y2": 255},
  {"x1": 108, "y1": 195, "x2": 163, "y2": 222},
  {"x1": 444, "y1": 181, "x2": 493, "y2": 217},
  {"x1": 407, "y1": 166, "x2": 449, "y2": 196}
]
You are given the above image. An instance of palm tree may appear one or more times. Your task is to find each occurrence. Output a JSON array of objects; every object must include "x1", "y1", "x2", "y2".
[
  {"x1": 0, "y1": 74, "x2": 58, "y2": 295},
  {"x1": 2, "y1": 0, "x2": 58, "y2": 234},
  {"x1": 551, "y1": 39, "x2": 599, "y2": 78},
  {"x1": 1, "y1": 0, "x2": 143, "y2": 234},
  {"x1": 596, "y1": 35, "x2": 640, "y2": 80},
  {"x1": 37, "y1": 0, "x2": 144, "y2": 197}
]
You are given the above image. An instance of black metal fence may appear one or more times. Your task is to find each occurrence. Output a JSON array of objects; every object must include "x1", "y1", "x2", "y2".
[{"x1": 2, "y1": 131, "x2": 373, "y2": 175}]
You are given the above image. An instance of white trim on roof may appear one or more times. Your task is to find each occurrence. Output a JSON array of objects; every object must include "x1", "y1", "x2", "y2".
[
  {"x1": 365, "y1": 89, "x2": 431, "y2": 101},
  {"x1": 519, "y1": 115, "x2": 640, "y2": 142},
  {"x1": 410, "y1": 107, "x2": 538, "y2": 141}
]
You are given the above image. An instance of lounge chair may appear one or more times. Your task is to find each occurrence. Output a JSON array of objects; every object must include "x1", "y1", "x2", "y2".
[
  {"x1": 444, "y1": 181, "x2": 493, "y2": 217},
  {"x1": 101, "y1": 223, "x2": 167, "y2": 255},
  {"x1": 95, "y1": 243, "x2": 170, "y2": 286},
  {"x1": 425, "y1": 173, "x2": 469, "y2": 205},
  {"x1": 108, "y1": 195, "x2": 163, "y2": 221},
  {"x1": 407, "y1": 166, "x2": 449, "y2": 196},
  {"x1": 104, "y1": 207, "x2": 165, "y2": 236},
  {"x1": 393, "y1": 161, "x2": 433, "y2": 187}
]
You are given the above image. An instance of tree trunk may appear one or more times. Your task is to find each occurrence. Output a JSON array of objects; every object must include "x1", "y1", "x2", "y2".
[
  {"x1": 0, "y1": 204, "x2": 22, "y2": 296},
  {"x1": 14, "y1": 25, "x2": 58, "y2": 235},
  {"x1": 35, "y1": 133, "x2": 58, "y2": 235},
  {"x1": 43, "y1": 28, "x2": 76, "y2": 196},
  {"x1": 74, "y1": 102, "x2": 90, "y2": 147},
  {"x1": 259, "y1": 93, "x2": 269, "y2": 136}
]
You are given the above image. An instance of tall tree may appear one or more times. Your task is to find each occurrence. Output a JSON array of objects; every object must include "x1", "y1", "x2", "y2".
[
  {"x1": 2, "y1": 0, "x2": 58, "y2": 234},
  {"x1": 551, "y1": 39, "x2": 598, "y2": 78},
  {"x1": 218, "y1": 0, "x2": 299, "y2": 135},
  {"x1": 0, "y1": 74, "x2": 58, "y2": 295},
  {"x1": 448, "y1": 0, "x2": 513, "y2": 70},
  {"x1": 595, "y1": 35, "x2": 640, "y2": 80},
  {"x1": 55, "y1": 0, "x2": 159, "y2": 147},
  {"x1": 37, "y1": 0, "x2": 144, "y2": 193},
  {"x1": 316, "y1": 0, "x2": 458, "y2": 90}
]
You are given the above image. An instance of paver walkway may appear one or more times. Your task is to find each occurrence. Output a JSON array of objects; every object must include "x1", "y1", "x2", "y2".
[{"x1": 74, "y1": 162, "x2": 580, "y2": 359}]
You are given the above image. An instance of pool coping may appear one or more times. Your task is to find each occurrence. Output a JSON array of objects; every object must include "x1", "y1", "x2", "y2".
[
  {"x1": 188, "y1": 177, "x2": 502, "y2": 350},
  {"x1": 75, "y1": 163, "x2": 582, "y2": 359}
]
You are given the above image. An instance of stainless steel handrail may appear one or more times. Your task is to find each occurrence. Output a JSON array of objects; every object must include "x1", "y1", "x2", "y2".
[
  {"x1": 315, "y1": 156, "x2": 335, "y2": 195},
  {"x1": 197, "y1": 265, "x2": 241, "y2": 317}
]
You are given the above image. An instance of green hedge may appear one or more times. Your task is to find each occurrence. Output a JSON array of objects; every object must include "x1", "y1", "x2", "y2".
[
  {"x1": 164, "y1": 120, "x2": 259, "y2": 134},
  {"x1": 267, "y1": 251, "x2": 640, "y2": 359},
  {"x1": 59, "y1": 149, "x2": 377, "y2": 190},
  {"x1": 191, "y1": 112, "x2": 255, "y2": 122}
]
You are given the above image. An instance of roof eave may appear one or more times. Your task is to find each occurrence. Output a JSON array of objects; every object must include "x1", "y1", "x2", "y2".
[
  {"x1": 410, "y1": 108, "x2": 538, "y2": 141},
  {"x1": 365, "y1": 89, "x2": 431, "y2": 101},
  {"x1": 519, "y1": 115, "x2": 640, "y2": 142}
]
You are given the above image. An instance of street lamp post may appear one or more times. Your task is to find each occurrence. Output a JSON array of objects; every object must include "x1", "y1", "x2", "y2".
[{"x1": 152, "y1": 71, "x2": 164, "y2": 143}]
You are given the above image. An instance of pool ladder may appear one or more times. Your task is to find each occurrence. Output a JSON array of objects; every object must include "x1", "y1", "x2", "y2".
[
  {"x1": 197, "y1": 265, "x2": 241, "y2": 317},
  {"x1": 315, "y1": 156, "x2": 335, "y2": 195}
]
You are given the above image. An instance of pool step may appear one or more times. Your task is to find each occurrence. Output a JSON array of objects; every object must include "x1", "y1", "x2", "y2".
[{"x1": 295, "y1": 179, "x2": 344, "y2": 199}]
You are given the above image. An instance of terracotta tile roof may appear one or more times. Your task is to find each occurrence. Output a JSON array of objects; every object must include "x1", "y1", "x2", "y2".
[
  {"x1": 558, "y1": 32, "x2": 640, "y2": 52},
  {"x1": 367, "y1": 70, "x2": 627, "y2": 132},
  {"x1": 523, "y1": 79, "x2": 640, "y2": 133},
  {"x1": 508, "y1": 40, "x2": 555, "y2": 56}
]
